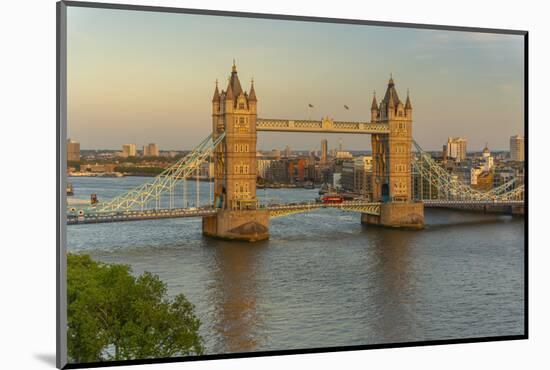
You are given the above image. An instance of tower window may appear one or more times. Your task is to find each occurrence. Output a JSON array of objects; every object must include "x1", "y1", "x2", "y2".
[{"x1": 239, "y1": 103, "x2": 245, "y2": 109}]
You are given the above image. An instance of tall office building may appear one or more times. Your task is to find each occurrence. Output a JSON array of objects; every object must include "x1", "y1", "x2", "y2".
[
  {"x1": 67, "y1": 138, "x2": 80, "y2": 162},
  {"x1": 284, "y1": 145, "x2": 291, "y2": 158},
  {"x1": 122, "y1": 144, "x2": 137, "y2": 157},
  {"x1": 510, "y1": 135, "x2": 524, "y2": 161},
  {"x1": 446, "y1": 137, "x2": 467, "y2": 161},
  {"x1": 321, "y1": 139, "x2": 328, "y2": 163},
  {"x1": 143, "y1": 143, "x2": 159, "y2": 157}
]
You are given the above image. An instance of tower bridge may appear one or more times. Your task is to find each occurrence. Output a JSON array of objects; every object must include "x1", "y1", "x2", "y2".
[
  {"x1": 67, "y1": 62, "x2": 525, "y2": 240},
  {"x1": 203, "y1": 62, "x2": 422, "y2": 241}
]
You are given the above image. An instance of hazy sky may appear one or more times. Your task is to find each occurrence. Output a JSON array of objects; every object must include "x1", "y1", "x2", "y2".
[{"x1": 67, "y1": 7, "x2": 524, "y2": 151}]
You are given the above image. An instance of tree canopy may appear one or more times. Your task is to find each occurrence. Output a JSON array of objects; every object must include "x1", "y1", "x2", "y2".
[{"x1": 67, "y1": 253, "x2": 204, "y2": 363}]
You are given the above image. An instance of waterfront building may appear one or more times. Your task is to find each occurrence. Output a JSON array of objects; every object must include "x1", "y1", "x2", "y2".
[
  {"x1": 320, "y1": 166, "x2": 333, "y2": 185},
  {"x1": 340, "y1": 160, "x2": 355, "y2": 192},
  {"x1": 265, "y1": 159, "x2": 289, "y2": 183},
  {"x1": 510, "y1": 135, "x2": 525, "y2": 161},
  {"x1": 340, "y1": 156, "x2": 373, "y2": 197},
  {"x1": 354, "y1": 156, "x2": 373, "y2": 199},
  {"x1": 332, "y1": 172, "x2": 341, "y2": 189},
  {"x1": 67, "y1": 138, "x2": 80, "y2": 162},
  {"x1": 80, "y1": 163, "x2": 116, "y2": 173},
  {"x1": 446, "y1": 137, "x2": 467, "y2": 162},
  {"x1": 122, "y1": 143, "x2": 137, "y2": 157},
  {"x1": 257, "y1": 159, "x2": 273, "y2": 179},
  {"x1": 412, "y1": 171, "x2": 439, "y2": 200}
]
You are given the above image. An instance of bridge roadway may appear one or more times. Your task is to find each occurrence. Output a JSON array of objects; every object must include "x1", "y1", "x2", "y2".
[
  {"x1": 67, "y1": 199, "x2": 524, "y2": 225},
  {"x1": 66, "y1": 200, "x2": 382, "y2": 225}
]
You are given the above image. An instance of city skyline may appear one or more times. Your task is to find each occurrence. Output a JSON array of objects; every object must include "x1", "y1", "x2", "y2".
[
  {"x1": 67, "y1": 7, "x2": 524, "y2": 151},
  {"x1": 72, "y1": 136, "x2": 523, "y2": 154}
]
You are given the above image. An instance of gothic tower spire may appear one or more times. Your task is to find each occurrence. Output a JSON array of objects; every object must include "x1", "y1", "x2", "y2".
[
  {"x1": 248, "y1": 78, "x2": 257, "y2": 101},
  {"x1": 212, "y1": 79, "x2": 220, "y2": 102}
]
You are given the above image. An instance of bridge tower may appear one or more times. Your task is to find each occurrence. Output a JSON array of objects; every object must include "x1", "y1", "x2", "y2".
[
  {"x1": 202, "y1": 62, "x2": 269, "y2": 241},
  {"x1": 364, "y1": 76, "x2": 424, "y2": 228}
]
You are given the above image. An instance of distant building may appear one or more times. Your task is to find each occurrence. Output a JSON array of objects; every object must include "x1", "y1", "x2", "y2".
[
  {"x1": 284, "y1": 145, "x2": 291, "y2": 158},
  {"x1": 446, "y1": 137, "x2": 467, "y2": 161},
  {"x1": 257, "y1": 159, "x2": 273, "y2": 179},
  {"x1": 80, "y1": 163, "x2": 116, "y2": 173},
  {"x1": 510, "y1": 135, "x2": 524, "y2": 161},
  {"x1": 340, "y1": 160, "x2": 355, "y2": 192},
  {"x1": 470, "y1": 166, "x2": 484, "y2": 186},
  {"x1": 293, "y1": 158, "x2": 306, "y2": 182},
  {"x1": 320, "y1": 166, "x2": 333, "y2": 185},
  {"x1": 122, "y1": 144, "x2": 136, "y2": 157},
  {"x1": 199, "y1": 161, "x2": 214, "y2": 178},
  {"x1": 472, "y1": 170, "x2": 493, "y2": 191},
  {"x1": 332, "y1": 172, "x2": 341, "y2": 189},
  {"x1": 143, "y1": 143, "x2": 159, "y2": 157},
  {"x1": 321, "y1": 139, "x2": 328, "y2": 163},
  {"x1": 271, "y1": 148, "x2": 281, "y2": 160},
  {"x1": 481, "y1": 144, "x2": 494, "y2": 172},
  {"x1": 412, "y1": 171, "x2": 439, "y2": 200},
  {"x1": 160, "y1": 150, "x2": 178, "y2": 158},
  {"x1": 265, "y1": 159, "x2": 289, "y2": 183},
  {"x1": 335, "y1": 151, "x2": 353, "y2": 160},
  {"x1": 67, "y1": 138, "x2": 80, "y2": 162},
  {"x1": 354, "y1": 156, "x2": 373, "y2": 199}
]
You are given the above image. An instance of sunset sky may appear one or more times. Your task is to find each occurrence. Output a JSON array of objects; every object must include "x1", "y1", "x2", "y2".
[{"x1": 67, "y1": 6, "x2": 524, "y2": 151}]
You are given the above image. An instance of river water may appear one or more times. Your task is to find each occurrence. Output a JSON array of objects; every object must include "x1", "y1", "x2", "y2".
[{"x1": 67, "y1": 176, "x2": 525, "y2": 355}]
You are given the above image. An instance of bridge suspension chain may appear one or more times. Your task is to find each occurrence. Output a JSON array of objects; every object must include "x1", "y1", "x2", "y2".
[
  {"x1": 412, "y1": 140, "x2": 524, "y2": 202},
  {"x1": 92, "y1": 133, "x2": 225, "y2": 213}
]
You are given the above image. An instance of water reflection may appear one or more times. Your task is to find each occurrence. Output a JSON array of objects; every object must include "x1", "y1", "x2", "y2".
[
  {"x1": 206, "y1": 239, "x2": 268, "y2": 354},
  {"x1": 364, "y1": 227, "x2": 418, "y2": 342},
  {"x1": 68, "y1": 177, "x2": 525, "y2": 353}
]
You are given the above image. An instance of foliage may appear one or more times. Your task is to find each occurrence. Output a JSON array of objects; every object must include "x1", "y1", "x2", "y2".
[{"x1": 67, "y1": 253, "x2": 204, "y2": 363}]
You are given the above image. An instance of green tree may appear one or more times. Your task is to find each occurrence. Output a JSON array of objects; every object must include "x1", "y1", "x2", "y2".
[{"x1": 67, "y1": 254, "x2": 204, "y2": 363}]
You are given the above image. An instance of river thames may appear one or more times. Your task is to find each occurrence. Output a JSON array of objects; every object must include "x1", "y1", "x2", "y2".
[{"x1": 67, "y1": 176, "x2": 525, "y2": 355}]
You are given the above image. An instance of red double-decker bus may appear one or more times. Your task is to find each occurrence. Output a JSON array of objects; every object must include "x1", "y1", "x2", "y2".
[{"x1": 321, "y1": 194, "x2": 344, "y2": 204}]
